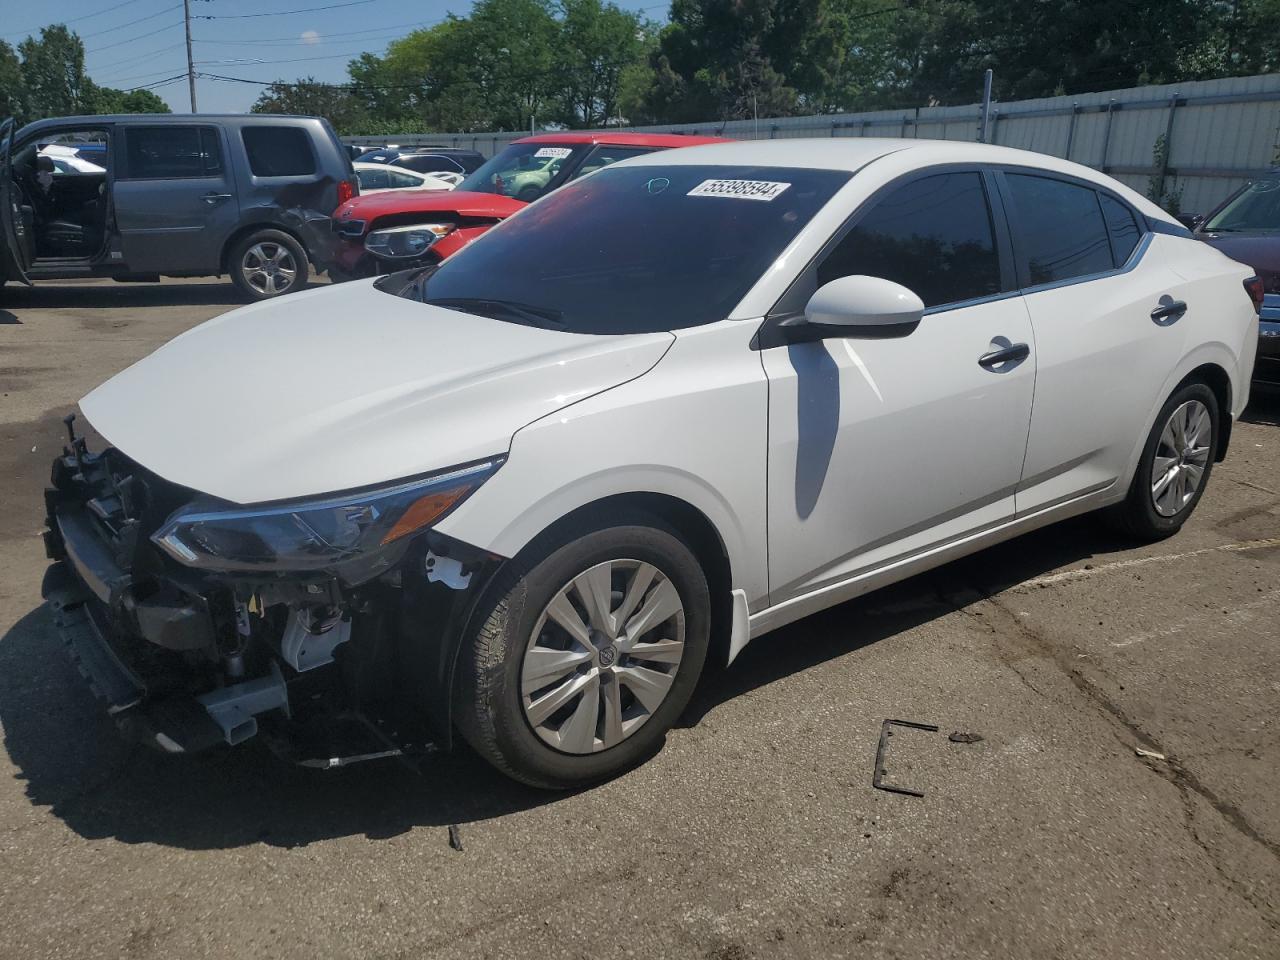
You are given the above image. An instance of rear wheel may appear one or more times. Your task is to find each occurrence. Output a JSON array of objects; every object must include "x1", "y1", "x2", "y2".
[
  {"x1": 456, "y1": 515, "x2": 711, "y2": 789},
  {"x1": 229, "y1": 229, "x2": 308, "y2": 301},
  {"x1": 1111, "y1": 381, "x2": 1218, "y2": 541}
]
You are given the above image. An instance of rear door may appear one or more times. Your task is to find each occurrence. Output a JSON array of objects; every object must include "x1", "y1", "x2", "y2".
[
  {"x1": 114, "y1": 124, "x2": 239, "y2": 273},
  {"x1": 0, "y1": 118, "x2": 32, "y2": 284},
  {"x1": 999, "y1": 171, "x2": 1189, "y2": 514}
]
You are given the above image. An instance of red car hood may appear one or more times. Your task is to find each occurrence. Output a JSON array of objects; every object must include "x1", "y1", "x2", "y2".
[{"x1": 336, "y1": 189, "x2": 528, "y2": 222}]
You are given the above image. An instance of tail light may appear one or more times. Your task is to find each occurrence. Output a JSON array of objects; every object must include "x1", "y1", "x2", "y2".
[
  {"x1": 337, "y1": 177, "x2": 357, "y2": 206},
  {"x1": 1244, "y1": 276, "x2": 1264, "y2": 314}
]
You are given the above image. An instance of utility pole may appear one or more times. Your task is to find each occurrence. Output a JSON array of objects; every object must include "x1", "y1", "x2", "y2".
[
  {"x1": 183, "y1": 0, "x2": 197, "y2": 112},
  {"x1": 978, "y1": 68, "x2": 993, "y2": 143}
]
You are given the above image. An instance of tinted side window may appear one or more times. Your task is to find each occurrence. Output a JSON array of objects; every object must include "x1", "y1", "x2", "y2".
[
  {"x1": 387, "y1": 168, "x2": 422, "y2": 187},
  {"x1": 357, "y1": 167, "x2": 390, "y2": 190},
  {"x1": 818, "y1": 172, "x2": 1002, "y2": 308},
  {"x1": 1007, "y1": 174, "x2": 1113, "y2": 284},
  {"x1": 126, "y1": 126, "x2": 215, "y2": 179},
  {"x1": 572, "y1": 146, "x2": 655, "y2": 180},
  {"x1": 242, "y1": 126, "x2": 315, "y2": 177},
  {"x1": 399, "y1": 154, "x2": 462, "y2": 174},
  {"x1": 1099, "y1": 193, "x2": 1141, "y2": 265}
]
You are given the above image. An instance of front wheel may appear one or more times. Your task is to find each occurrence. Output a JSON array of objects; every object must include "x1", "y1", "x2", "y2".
[
  {"x1": 456, "y1": 516, "x2": 711, "y2": 789},
  {"x1": 1111, "y1": 381, "x2": 1219, "y2": 541},
  {"x1": 229, "y1": 229, "x2": 309, "y2": 301}
]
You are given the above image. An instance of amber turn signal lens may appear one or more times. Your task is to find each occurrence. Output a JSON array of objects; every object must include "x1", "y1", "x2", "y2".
[{"x1": 380, "y1": 487, "x2": 470, "y2": 545}]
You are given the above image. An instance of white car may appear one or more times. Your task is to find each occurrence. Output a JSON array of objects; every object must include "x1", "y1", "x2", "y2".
[
  {"x1": 38, "y1": 144, "x2": 106, "y2": 175},
  {"x1": 44, "y1": 139, "x2": 1262, "y2": 788},
  {"x1": 352, "y1": 161, "x2": 458, "y2": 194}
]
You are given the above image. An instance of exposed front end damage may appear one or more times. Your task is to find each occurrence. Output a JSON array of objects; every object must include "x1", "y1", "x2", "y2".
[{"x1": 42, "y1": 418, "x2": 502, "y2": 766}]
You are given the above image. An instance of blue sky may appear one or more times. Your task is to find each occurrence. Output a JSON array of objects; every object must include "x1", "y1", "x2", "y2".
[{"x1": 3, "y1": 0, "x2": 667, "y2": 114}]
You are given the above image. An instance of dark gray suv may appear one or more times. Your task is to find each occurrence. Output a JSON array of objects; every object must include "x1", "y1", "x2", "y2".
[{"x1": 0, "y1": 113, "x2": 358, "y2": 300}]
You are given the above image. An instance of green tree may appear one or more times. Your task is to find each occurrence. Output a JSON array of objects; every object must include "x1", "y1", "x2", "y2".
[
  {"x1": 555, "y1": 0, "x2": 648, "y2": 126},
  {"x1": 0, "y1": 40, "x2": 28, "y2": 124},
  {"x1": 19, "y1": 25, "x2": 95, "y2": 118},
  {"x1": 251, "y1": 77, "x2": 361, "y2": 131},
  {"x1": 88, "y1": 85, "x2": 172, "y2": 115}
]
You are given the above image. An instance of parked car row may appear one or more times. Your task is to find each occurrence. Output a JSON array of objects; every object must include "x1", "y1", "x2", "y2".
[{"x1": 37, "y1": 136, "x2": 1263, "y2": 787}]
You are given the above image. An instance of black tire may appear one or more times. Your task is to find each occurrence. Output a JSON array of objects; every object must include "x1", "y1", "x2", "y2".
[
  {"x1": 229, "y1": 229, "x2": 309, "y2": 301},
  {"x1": 456, "y1": 513, "x2": 711, "y2": 789},
  {"x1": 1111, "y1": 380, "x2": 1219, "y2": 541}
]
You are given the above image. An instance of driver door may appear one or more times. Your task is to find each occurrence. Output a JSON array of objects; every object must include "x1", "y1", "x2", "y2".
[
  {"x1": 761, "y1": 169, "x2": 1035, "y2": 608},
  {"x1": 0, "y1": 118, "x2": 32, "y2": 285}
]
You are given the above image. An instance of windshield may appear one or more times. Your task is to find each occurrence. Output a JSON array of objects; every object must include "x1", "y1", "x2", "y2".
[
  {"x1": 455, "y1": 142, "x2": 587, "y2": 200},
  {"x1": 407, "y1": 164, "x2": 851, "y2": 333},
  {"x1": 1204, "y1": 178, "x2": 1280, "y2": 232}
]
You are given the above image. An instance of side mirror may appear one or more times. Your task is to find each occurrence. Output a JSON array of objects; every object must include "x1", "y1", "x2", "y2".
[
  {"x1": 1176, "y1": 213, "x2": 1204, "y2": 231},
  {"x1": 783, "y1": 275, "x2": 925, "y2": 342}
]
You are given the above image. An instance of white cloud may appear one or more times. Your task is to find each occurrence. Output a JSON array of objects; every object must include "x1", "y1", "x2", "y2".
[{"x1": 300, "y1": 30, "x2": 321, "y2": 45}]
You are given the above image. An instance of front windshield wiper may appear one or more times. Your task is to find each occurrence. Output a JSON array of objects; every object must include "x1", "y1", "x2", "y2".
[{"x1": 424, "y1": 297, "x2": 565, "y2": 329}]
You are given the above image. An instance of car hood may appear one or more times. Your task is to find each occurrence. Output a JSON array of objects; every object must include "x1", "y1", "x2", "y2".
[
  {"x1": 1197, "y1": 232, "x2": 1280, "y2": 292},
  {"x1": 80, "y1": 280, "x2": 674, "y2": 504},
  {"x1": 336, "y1": 189, "x2": 527, "y2": 223}
]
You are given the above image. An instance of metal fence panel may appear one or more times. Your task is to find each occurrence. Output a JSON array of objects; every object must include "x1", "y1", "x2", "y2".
[{"x1": 349, "y1": 72, "x2": 1280, "y2": 213}]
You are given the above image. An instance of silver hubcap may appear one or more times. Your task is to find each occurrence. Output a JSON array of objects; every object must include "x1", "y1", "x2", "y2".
[
  {"x1": 1151, "y1": 399, "x2": 1212, "y2": 517},
  {"x1": 242, "y1": 242, "x2": 297, "y2": 295},
  {"x1": 521, "y1": 559, "x2": 685, "y2": 755}
]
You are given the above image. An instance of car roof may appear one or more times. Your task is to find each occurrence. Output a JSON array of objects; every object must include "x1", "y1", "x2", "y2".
[
  {"x1": 14, "y1": 113, "x2": 328, "y2": 139},
  {"x1": 513, "y1": 131, "x2": 728, "y2": 148},
  {"x1": 618, "y1": 137, "x2": 1177, "y2": 224}
]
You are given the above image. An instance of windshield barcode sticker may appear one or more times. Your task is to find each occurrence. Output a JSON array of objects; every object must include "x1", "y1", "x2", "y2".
[
  {"x1": 534, "y1": 147, "x2": 573, "y2": 159},
  {"x1": 687, "y1": 179, "x2": 791, "y2": 201}
]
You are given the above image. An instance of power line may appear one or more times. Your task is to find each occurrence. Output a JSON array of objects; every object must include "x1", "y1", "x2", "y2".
[
  {"x1": 85, "y1": 20, "x2": 184, "y2": 55},
  {"x1": 196, "y1": 0, "x2": 386, "y2": 19},
  {"x1": 80, "y1": 3, "x2": 184, "y2": 40},
  {"x1": 195, "y1": 47, "x2": 389, "y2": 67},
  {"x1": 93, "y1": 41, "x2": 189, "y2": 74},
  {"x1": 193, "y1": 18, "x2": 449, "y2": 44},
  {"x1": 1, "y1": 0, "x2": 155, "y2": 39}
]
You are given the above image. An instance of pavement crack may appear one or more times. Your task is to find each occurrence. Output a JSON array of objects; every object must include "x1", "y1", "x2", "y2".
[
  {"x1": 1176, "y1": 781, "x2": 1280, "y2": 930},
  {"x1": 958, "y1": 578, "x2": 1280, "y2": 871}
]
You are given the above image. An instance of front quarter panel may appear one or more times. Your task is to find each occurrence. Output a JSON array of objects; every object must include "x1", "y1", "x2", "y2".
[{"x1": 434, "y1": 320, "x2": 771, "y2": 609}]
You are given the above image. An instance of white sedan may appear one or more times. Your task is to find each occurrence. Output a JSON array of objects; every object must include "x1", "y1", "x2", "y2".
[
  {"x1": 46, "y1": 139, "x2": 1261, "y2": 788},
  {"x1": 352, "y1": 161, "x2": 458, "y2": 194}
]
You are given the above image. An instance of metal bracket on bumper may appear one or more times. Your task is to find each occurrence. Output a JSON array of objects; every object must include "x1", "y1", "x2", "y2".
[{"x1": 45, "y1": 564, "x2": 289, "y2": 754}]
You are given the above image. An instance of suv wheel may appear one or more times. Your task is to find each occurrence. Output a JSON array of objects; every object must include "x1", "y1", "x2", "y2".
[
  {"x1": 456, "y1": 514, "x2": 711, "y2": 789},
  {"x1": 230, "y1": 229, "x2": 308, "y2": 301}
]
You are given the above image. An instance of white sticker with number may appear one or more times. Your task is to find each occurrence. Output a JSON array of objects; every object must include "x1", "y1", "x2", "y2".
[
  {"x1": 687, "y1": 179, "x2": 791, "y2": 201},
  {"x1": 533, "y1": 147, "x2": 573, "y2": 159}
]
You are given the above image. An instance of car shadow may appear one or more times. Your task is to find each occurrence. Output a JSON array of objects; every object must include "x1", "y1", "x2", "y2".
[
  {"x1": 0, "y1": 282, "x2": 246, "y2": 309},
  {"x1": 0, "y1": 308, "x2": 19, "y2": 324},
  {"x1": 0, "y1": 512, "x2": 1134, "y2": 851},
  {"x1": 1242, "y1": 385, "x2": 1280, "y2": 426}
]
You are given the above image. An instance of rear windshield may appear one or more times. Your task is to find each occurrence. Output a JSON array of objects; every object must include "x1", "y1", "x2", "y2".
[{"x1": 404, "y1": 164, "x2": 851, "y2": 334}]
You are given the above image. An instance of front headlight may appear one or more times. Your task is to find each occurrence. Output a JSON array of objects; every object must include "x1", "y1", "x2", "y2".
[
  {"x1": 364, "y1": 223, "x2": 454, "y2": 259},
  {"x1": 152, "y1": 458, "x2": 501, "y2": 578}
]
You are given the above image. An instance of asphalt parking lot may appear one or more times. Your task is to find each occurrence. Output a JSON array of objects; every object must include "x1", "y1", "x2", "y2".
[{"x1": 1, "y1": 278, "x2": 1278, "y2": 960}]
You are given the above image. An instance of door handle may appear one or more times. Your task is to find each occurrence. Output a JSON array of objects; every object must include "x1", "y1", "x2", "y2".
[
  {"x1": 978, "y1": 341, "x2": 1030, "y2": 370},
  {"x1": 202, "y1": 192, "x2": 232, "y2": 205},
  {"x1": 1150, "y1": 299, "x2": 1187, "y2": 324}
]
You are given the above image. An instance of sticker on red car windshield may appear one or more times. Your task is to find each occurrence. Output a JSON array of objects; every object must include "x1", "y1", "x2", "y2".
[
  {"x1": 534, "y1": 147, "x2": 573, "y2": 159},
  {"x1": 687, "y1": 179, "x2": 791, "y2": 201}
]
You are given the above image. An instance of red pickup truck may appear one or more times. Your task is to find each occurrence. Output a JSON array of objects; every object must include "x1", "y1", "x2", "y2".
[{"x1": 326, "y1": 131, "x2": 727, "y2": 280}]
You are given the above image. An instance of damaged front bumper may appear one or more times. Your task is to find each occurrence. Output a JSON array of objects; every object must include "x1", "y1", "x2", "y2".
[{"x1": 41, "y1": 419, "x2": 497, "y2": 763}]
